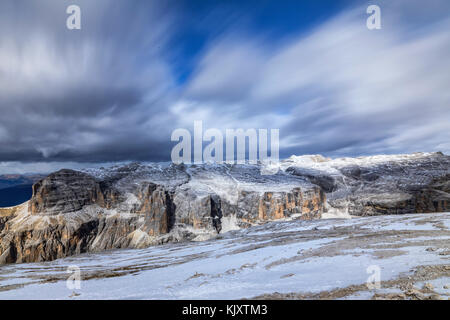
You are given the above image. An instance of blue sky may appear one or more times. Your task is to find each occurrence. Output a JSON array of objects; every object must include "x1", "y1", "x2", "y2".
[
  {"x1": 0, "y1": 0, "x2": 449, "y2": 173},
  {"x1": 168, "y1": 0, "x2": 359, "y2": 84}
]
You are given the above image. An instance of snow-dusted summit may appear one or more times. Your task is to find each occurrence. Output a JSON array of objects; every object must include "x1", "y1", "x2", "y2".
[{"x1": 0, "y1": 152, "x2": 448, "y2": 264}]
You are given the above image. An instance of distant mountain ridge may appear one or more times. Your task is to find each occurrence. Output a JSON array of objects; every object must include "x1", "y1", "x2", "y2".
[
  {"x1": 0, "y1": 174, "x2": 46, "y2": 190},
  {"x1": 0, "y1": 174, "x2": 46, "y2": 207}
]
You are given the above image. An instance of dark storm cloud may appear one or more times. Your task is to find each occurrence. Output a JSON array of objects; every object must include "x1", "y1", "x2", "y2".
[
  {"x1": 0, "y1": 0, "x2": 449, "y2": 173},
  {"x1": 0, "y1": 0, "x2": 180, "y2": 166}
]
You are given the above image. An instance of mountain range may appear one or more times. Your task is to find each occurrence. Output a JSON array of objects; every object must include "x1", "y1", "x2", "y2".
[{"x1": 0, "y1": 152, "x2": 448, "y2": 264}]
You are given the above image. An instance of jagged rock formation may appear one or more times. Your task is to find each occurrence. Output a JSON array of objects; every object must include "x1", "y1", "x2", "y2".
[
  {"x1": 0, "y1": 152, "x2": 448, "y2": 264},
  {"x1": 29, "y1": 170, "x2": 105, "y2": 215},
  {"x1": 284, "y1": 152, "x2": 450, "y2": 216},
  {"x1": 0, "y1": 161, "x2": 324, "y2": 264},
  {"x1": 0, "y1": 204, "x2": 141, "y2": 264}
]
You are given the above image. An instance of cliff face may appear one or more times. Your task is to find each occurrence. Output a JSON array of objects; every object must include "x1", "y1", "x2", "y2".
[
  {"x1": 29, "y1": 170, "x2": 105, "y2": 215},
  {"x1": 0, "y1": 152, "x2": 448, "y2": 264},
  {"x1": 285, "y1": 152, "x2": 450, "y2": 216},
  {"x1": 0, "y1": 161, "x2": 324, "y2": 264},
  {"x1": 0, "y1": 207, "x2": 141, "y2": 264}
]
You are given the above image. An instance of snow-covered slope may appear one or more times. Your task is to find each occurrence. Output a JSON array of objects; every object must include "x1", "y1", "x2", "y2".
[
  {"x1": 0, "y1": 152, "x2": 448, "y2": 265},
  {"x1": 0, "y1": 212, "x2": 448, "y2": 300},
  {"x1": 283, "y1": 152, "x2": 450, "y2": 216}
]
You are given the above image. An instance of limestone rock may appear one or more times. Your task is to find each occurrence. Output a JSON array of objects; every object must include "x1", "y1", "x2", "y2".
[
  {"x1": 1, "y1": 152, "x2": 448, "y2": 265},
  {"x1": 284, "y1": 152, "x2": 450, "y2": 216},
  {"x1": 28, "y1": 169, "x2": 106, "y2": 215},
  {"x1": 1, "y1": 162, "x2": 324, "y2": 264}
]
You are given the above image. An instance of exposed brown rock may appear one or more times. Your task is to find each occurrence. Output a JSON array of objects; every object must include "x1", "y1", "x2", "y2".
[
  {"x1": 1, "y1": 152, "x2": 448, "y2": 265},
  {"x1": 28, "y1": 169, "x2": 106, "y2": 215},
  {"x1": 0, "y1": 209, "x2": 141, "y2": 264},
  {"x1": 142, "y1": 185, "x2": 175, "y2": 236}
]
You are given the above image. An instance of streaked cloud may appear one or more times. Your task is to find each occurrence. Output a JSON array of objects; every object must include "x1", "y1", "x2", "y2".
[{"x1": 0, "y1": 0, "x2": 449, "y2": 173}]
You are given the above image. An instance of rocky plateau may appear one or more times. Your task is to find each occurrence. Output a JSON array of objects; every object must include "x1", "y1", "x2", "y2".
[{"x1": 0, "y1": 152, "x2": 448, "y2": 264}]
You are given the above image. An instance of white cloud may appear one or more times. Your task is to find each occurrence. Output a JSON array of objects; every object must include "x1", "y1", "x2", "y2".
[
  {"x1": 178, "y1": 1, "x2": 450, "y2": 156},
  {"x1": 1, "y1": 0, "x2": 449, "y2": 170}
]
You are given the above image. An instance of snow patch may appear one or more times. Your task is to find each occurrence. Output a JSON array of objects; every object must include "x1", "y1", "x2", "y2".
[{"x1": 221, "y1": 215, "x2": 241, "y2": 233}]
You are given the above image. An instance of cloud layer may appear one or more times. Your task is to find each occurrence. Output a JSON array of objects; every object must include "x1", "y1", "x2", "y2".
[{"x1": 0, "y1": 0, "x2": 449, "y2": 172}]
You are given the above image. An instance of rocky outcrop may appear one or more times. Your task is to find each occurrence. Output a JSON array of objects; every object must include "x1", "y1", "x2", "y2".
[
  {"x1": 0, "y1": 152, "x2": 448, "y2": 264},
  {"x1": 0, "y1": 208, "x2": 141, "y2": 264},
  {"x1": 29, "y1": 170, "x2": 106, "y2": 215},
  {"x1": 285, "y1": 152, "x2": 450, "y2": 216},
  {"x1": 229, "y1": 187, "x2": 325, "y2": 224},
  {"x1": 0, "y1": 161, "x2": 324, "y2": 264},
  {"x1": 142, "y1": 185, "x2": 176, "y2": 236}
]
